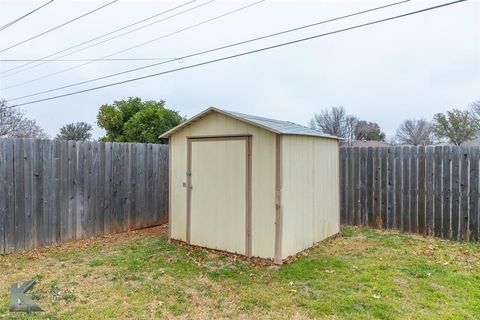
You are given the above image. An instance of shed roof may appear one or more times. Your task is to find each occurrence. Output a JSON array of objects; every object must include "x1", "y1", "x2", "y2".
[{"x1": 160, "y1": 107, "x2": 341, "y2": 139}]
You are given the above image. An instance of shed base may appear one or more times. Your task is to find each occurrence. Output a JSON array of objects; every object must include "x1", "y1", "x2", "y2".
[{"x1": 168, "y1": 232, "x2": 340, "y2": 266}]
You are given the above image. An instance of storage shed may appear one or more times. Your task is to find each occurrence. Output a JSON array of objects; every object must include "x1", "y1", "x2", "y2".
[{"x1": 160, "y1": 107, "x2": 340, "y2": 264}]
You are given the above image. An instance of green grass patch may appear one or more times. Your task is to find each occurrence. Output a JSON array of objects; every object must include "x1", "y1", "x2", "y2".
[{"x1": 0, "y1": 226, "x2": 479, "y2": 319}]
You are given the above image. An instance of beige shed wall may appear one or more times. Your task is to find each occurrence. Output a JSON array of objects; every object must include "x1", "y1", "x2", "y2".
[
  {"x1": 169, "y1": 111, "x2": 277, "y2": 259},
  {"x1": 281, "y1": 135, "x2": 340, "y2": 259}
]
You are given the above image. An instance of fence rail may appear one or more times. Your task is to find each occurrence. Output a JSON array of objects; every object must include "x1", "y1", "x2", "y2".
[
  {"x1": 340, "y1": 146, "x2": 479, "y2": 241},
  {"x1": 0, "y1": 138, "x2": 168, "y2": 254}
]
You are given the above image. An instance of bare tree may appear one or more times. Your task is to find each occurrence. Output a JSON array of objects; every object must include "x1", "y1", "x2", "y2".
[
  {"x1": 0, "y1": 99, "x2": 48, "y2": 138},
  {"x1": 396, "y1": 119, "x2": 433, "y2": 146},
  {"x1": 310, "y1": 106, "x2": 358, "y2": 143},
  {"x1": 343, "y1": 115, "x2": 358, "y2": 144},
  {"x1": 469, "y1": 98, "x2": 480, "y2": 129},
  {"x1": 386, "y1": 136, "x2": 398, "y2": 146}
]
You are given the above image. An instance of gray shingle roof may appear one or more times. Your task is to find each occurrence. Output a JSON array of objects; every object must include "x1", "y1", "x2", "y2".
[{"x1": 160, "y1": 107, "x2": 341, "y2": 139}]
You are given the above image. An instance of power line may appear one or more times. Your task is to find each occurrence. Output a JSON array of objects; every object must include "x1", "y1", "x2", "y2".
[
  {"x1": 8, "y1": 0, "x2": 466, "y2": 107},
  {"x1": 2, "y1": 0, "x2": 265, "y2": 90},
  {"x1": 0, "y1": 0, "x2": 119, "y2": 54},
  {"x1": 0, "y1": 58, "x2": 174, "y2": 62},
  {"x1": 7, "y1": 0, "x2": 411, "y2": 101},
  {"x1": 0, "y1": 0, "x2": 55, "y2": 31},
  {"x1": 0, "y1": 0, "x2": 199, "y2": 77}
]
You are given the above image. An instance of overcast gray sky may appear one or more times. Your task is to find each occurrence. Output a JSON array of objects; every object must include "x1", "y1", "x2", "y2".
[{"x1": 0, "y1": 0, "x2": 479, "y2": 139}]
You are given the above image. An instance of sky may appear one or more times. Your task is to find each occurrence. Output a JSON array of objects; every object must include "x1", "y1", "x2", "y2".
[{"x1": 0, "y1": 0, "x2": 479, "y2": 140}]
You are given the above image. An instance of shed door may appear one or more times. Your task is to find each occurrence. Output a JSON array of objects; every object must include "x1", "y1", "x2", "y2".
[{"x1": 189, "y1": 138, "x2": 248, "y2": 255}]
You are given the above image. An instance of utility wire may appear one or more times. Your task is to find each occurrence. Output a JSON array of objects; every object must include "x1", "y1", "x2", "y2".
[
  {"x1": 0, "y1": 0, "x2": 198, "y2": 77},
  {"x1": 2, "y1": 0, "x2": 264, "y2": 90},
  {"x1": 0, "y1": 58, "x2": 174, "y2": 62},
  {"x1": 0, "y1": 0, "x2": 119, "y2": 54},
  {"x1": 8, "y1": 0, "x2": 466, "y2": 107},
  {"x1": 0, "y1": 0, "x2": 55, "y2": 31},
  {"x1": 7, "y1": 0, "x2": 411, "y2": 101}
]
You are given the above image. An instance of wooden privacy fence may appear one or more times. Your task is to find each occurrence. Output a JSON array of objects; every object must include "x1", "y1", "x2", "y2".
[
  {"x1": 340, "y1": 146, "x2": 480, "y2": 242},
  {"x1": 0, "y1": 138, "x2": 169, "y2": 254}
]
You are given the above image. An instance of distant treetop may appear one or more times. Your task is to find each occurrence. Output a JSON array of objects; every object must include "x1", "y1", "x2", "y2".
[{"x1": 57, "y1": 122, "x2": 93, "y2": 141}]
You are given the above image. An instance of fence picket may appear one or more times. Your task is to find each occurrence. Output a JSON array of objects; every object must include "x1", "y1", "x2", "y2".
[
  {"x1": 374, "y1": 148, "x2": 381, "y2": 227},
  {"x1": 4, "y1": 139, "x2": 15, "y2": 253},
  {"x1": 417, "y1": 146, "x2": 426, "y2": 235},
  {"x1": 460, "y1": 147, "x2": 469, "y2": 241},
  {"x1": 340, "y1": 148, "x2": 347, "y2": 225},
  {"x1": 353, "y1": 148, "x2": 360, "y2": 225},
  {"x1": 360, "y1": 148, "x2": 367, "y2": 226},
  {"x1": 402, "y1": 147, "x2": 411, "y2": 232},
  {"x1": 395, "y1": 147, "x2": 403, "y2": 230},
  {"x1": 0, "y1": 140, "x2": 5, "y2": 254},
  {"x1": 381, "y1": 148, "x2": 388, "y2": 229},
  {"x1": 347, "y1": 148, "x2": 354, "y2": 225},
  {"x1": 451, "y1": 147, "x2": 460, "y2": 240},
  {"x1": 339, "y1": 145, "x2": 479, "y2": 243},
  {"x1": 425, "y1": 147, "x2": 434, "y2": 236},
  {"x1": 387, "y1": 148, "x2": 395, "y2": 229},
  {"x1": 366, "y1": 147, "x2": 374, "y2": 227},
  {"x1": 442, "y1": 146, "x2": 452, "y2": 239},
  {"x1": 469, "y1": 147, "x2": 479, "y2": 241},
  {"x1": 410, "y1": 147, "x2": 418, "y2": 233},
  {"x1": 434, "y1": 146, "x2": 443, "y2": 238}
]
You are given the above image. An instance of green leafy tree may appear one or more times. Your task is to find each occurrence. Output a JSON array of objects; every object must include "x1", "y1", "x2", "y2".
[
  {"x1": 96, "y1": 97, "x2": 184, "y2": 143},
  {"x1": 432, "y1": 109, "x2": 477, "y2": 145},
  {"x1": 57, "y1": 122, "x2": 93, "y2": 141},
  {"x1": 355, "y1": 120, "x2": 385, "y2": 141}
]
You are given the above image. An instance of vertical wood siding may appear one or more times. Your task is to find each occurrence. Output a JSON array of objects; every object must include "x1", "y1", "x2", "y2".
[
  {"x1": 281, "y1": 136, "x2": 340, "y2": 259},
  {"x1": 0, "y1": 138, "x2": 168, "y2": 254},
  {"x1": 340, "y1": 146, "x2": 480, "y2": 241}
]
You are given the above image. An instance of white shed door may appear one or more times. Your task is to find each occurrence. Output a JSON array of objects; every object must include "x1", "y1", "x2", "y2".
[{"x1": 190, "y1": 139, "x2": 247, "y2": 255}]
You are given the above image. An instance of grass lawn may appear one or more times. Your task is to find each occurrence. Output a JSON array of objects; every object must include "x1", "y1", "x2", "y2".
[{"x1": 0, "y1": 225, "x2": 479, "y2": 319}]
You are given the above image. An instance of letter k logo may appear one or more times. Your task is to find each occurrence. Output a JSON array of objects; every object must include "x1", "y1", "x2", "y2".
[{"x1": 10, "y1": 280, "x2": 43, "y2": 313}]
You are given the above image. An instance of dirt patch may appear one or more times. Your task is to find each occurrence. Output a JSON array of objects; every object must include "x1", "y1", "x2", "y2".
[
  {"x1": 137, "y1": 224, "x2": 169, "y2": 237},
  {"x1": 322, "y1": 236, "x2": 377, "y2": 256},
  {"x1": 394, "y1": 277, "x2": 409, "y2": 287}
]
